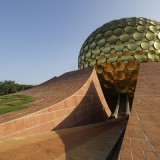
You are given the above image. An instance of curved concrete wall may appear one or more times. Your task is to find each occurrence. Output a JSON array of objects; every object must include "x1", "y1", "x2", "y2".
[{"x1": 0, "y1": 68, "x2": 111, "y2": 140}]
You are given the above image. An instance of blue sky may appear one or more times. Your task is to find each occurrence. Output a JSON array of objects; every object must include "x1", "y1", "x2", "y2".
[{"x1": 1, "y1": 0, "x2": 160, "y2": 85}]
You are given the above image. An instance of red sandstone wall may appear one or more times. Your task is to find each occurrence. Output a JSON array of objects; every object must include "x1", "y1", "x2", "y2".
[
  {"x1": 119, "y1": 62, "x2": 160, "y2": 160},
  {"x1": 0, "y1": 69, "x2": 111, "y2": 140}
]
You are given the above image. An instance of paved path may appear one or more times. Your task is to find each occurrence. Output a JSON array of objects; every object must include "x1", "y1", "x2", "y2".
[{"x1": 0, "y1": 118, "x2": 126, "y2": 160}]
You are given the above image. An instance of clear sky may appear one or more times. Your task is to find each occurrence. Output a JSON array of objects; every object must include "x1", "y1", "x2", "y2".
[{"x1": 1, "y1": 0, "x2": 160, "y2": 85}]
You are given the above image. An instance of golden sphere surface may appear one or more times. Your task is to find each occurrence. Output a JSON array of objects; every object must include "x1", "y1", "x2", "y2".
[{"x1": 78, "y1": 17, "x2": 160, "y2": 95}]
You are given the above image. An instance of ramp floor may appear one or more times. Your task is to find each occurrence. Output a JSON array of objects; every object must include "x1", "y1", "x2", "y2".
[{"x1": 0, "y1": 118, "x2": 126, "y2": 160}]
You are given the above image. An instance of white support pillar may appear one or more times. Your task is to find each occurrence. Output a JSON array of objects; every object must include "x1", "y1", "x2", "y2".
[
  {"x1": 112, "y1": 94, "x2": 120, "y2": 118},
  {"x1": 126, "y1": 94, "x2": 130, "y2": 117}
]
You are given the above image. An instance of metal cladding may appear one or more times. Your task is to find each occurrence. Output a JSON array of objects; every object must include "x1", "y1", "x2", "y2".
[{"x1": 78, "y1": 17, "x2": 160, "y2": 96}]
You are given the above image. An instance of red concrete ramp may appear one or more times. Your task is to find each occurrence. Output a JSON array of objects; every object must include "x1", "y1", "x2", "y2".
[
  {"x1": 119, "y1": 62, "x2": 160, "y2": 159},
  {"x1": 0, "y1": 68, "x2": 111, "y2": 140},
  {"x1": 0, "y1": 118, "x2": 126, "y2": 160}
]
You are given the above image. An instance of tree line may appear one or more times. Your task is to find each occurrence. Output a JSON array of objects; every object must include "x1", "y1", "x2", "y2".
[{"x1": 0, "y1": 80, "x2": 35, "y2": 96}]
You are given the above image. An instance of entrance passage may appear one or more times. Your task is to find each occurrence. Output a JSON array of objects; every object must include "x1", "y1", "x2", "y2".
[{"x1": 112, "y1": 94, "x2": 131, "y2": 118}]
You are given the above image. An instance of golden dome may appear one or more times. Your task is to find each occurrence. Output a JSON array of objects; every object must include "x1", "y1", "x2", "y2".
[{"x1": 78, "y1": 17, "x2": 160, "y2": 95}]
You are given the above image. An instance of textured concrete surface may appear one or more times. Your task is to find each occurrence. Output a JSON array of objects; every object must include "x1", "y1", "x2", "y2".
[
  {"x1": 119, "y1": 62, "x2": 160, "y2": 160},
  {"x1": 0, "y1": 118, "x2": 126, "y2": 160},
  {"x1": 0, "y1": 68, "x2": 111, "y2": 140}
]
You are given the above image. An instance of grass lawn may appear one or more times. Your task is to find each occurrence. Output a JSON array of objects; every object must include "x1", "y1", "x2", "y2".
[{"x1": 0, "y1": 95, "x2": 34, "y2": 114}]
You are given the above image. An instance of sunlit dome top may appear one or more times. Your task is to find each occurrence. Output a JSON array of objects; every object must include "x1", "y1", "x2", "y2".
[{"x1": 78, "y1": 17, "x2": 160, "y2": 95}]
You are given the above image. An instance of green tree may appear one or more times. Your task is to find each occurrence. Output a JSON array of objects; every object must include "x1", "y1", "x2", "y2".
[{"x1": 0, "y1": 81, "x2": 35, "y2": 96}]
